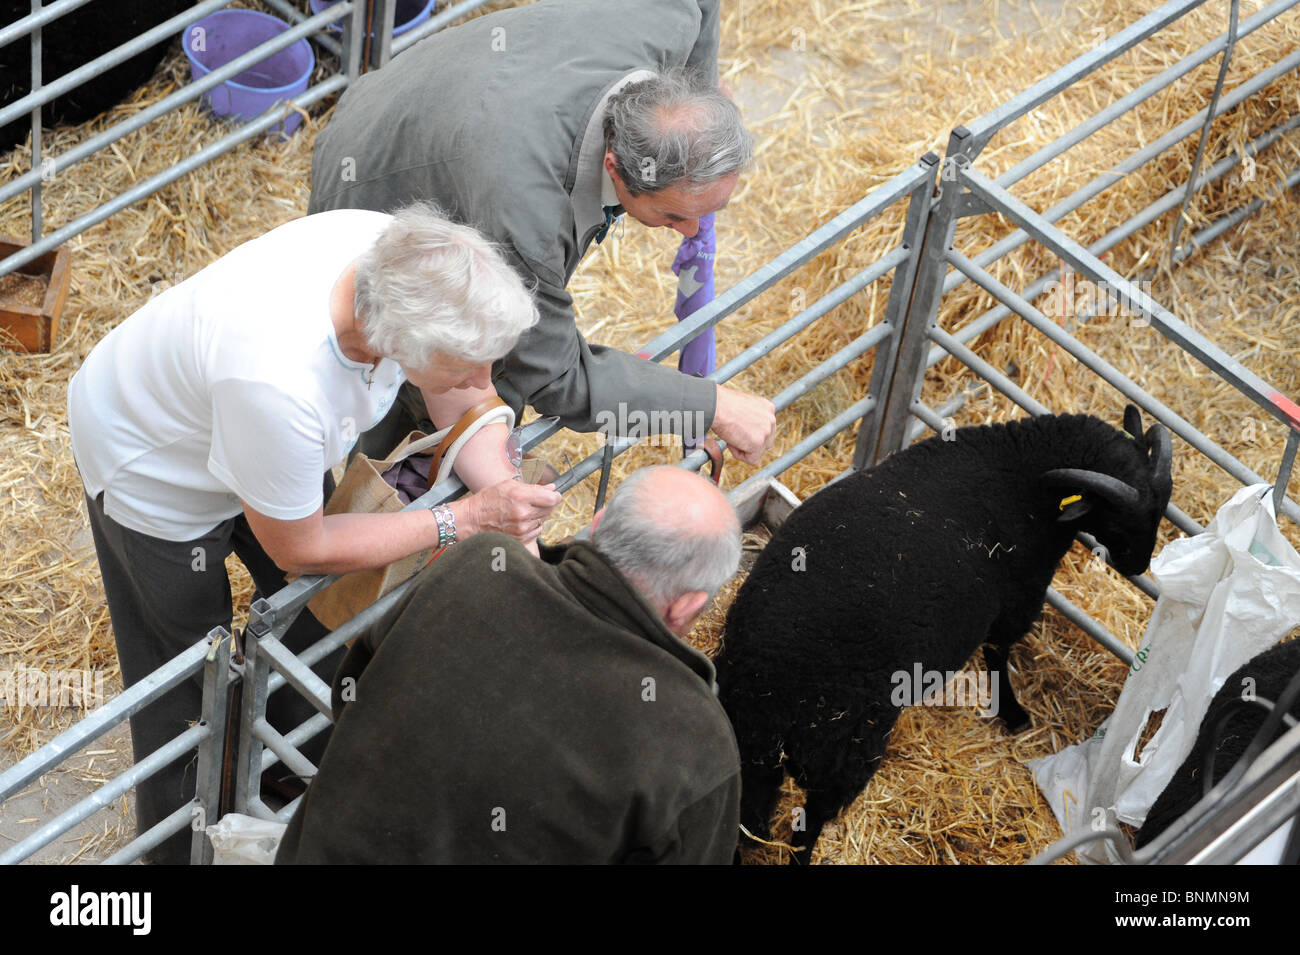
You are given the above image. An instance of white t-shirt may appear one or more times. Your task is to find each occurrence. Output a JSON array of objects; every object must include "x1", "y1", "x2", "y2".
[{"x1": 69, "y1": 210, "x2": 404, "y2": 542}]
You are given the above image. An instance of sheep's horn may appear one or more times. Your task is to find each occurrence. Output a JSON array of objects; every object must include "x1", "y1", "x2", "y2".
[
  {"x1": 1042, "y1": 468, "x2": 1141, "y2": 508},
  {"x1": 1145, "y1": 423, "x2": 1172, "y2": 480}
]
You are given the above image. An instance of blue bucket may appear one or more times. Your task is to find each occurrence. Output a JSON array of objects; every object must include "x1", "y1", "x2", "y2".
[
  {"x1": 309, "y1": 0, "x2": 438, "y2": 39},
  {"x1": 184, "y1": 10, "x2": 315, "y2": 137}
]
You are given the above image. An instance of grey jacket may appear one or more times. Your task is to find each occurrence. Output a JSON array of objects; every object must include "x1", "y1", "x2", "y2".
[{"x1": 308, "y1": 0, "x2": 722, "y2": 432}]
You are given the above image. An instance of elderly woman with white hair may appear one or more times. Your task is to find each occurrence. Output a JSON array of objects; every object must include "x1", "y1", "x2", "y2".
[{"x1": 67, "y1": 202, "x2": 560, "y2": 863}]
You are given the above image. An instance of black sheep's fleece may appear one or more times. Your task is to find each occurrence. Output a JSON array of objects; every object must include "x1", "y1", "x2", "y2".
[
  {"x1": 1136, "y1": 638, "x2": 1300, "y2": 850},
  {"x1": 2, "y1": 2, "x2": 195, "y2": 153}
]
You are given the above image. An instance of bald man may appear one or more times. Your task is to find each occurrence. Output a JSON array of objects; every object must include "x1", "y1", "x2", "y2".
[{"x1": 277, "y1": 467, "x2": 743, "y2": 864}]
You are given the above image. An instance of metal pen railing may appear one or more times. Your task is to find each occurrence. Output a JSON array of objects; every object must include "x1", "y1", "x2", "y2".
[{"x1": 3, "y1": 0, "x2": 1298, "y2": 865}]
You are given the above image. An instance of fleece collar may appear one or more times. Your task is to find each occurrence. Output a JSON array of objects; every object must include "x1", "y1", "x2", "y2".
[{"x1": 541, "y1": 539, "x2": 719, "y2": 690}]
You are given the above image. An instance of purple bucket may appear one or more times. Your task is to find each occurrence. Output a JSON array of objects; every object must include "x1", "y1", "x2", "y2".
[
  {"x1": 309, "y1": 0, "x2": 438, "y2": 39},
  {"x1": 184, "y1": 10, "x2": 314, "y2": 137}
]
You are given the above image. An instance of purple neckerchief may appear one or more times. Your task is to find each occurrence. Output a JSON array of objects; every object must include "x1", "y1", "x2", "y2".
[{"x1": 672, "y1": 211, "x2": 717, "y2": 379}]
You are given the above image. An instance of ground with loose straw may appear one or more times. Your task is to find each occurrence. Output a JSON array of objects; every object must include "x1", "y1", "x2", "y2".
[{"x1": 1, "y1": 0, "x2": 1297, "y2": 864}]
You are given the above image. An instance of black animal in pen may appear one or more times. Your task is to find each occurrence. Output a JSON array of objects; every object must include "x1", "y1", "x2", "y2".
[{"x1": 717, "y1": 405, "x2": 1173, "y2": 863}]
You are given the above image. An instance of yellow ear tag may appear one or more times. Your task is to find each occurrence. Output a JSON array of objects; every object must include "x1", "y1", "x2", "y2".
[{"x1": 1058, "y1": 494, "x2": 1082, "y2": 511}]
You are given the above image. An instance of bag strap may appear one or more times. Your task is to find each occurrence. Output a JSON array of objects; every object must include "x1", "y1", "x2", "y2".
[
  {"x1": 385, "y1": 427, "x2": 453, "y2": 466},
  {"x1": 428, "y1": 396, "x2": 517, "y2": 488}
]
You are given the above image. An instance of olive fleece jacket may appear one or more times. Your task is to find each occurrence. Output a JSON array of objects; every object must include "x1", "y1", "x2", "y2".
[{"x1": 276, "y1": 533, "x2": 741, "y2": 864}]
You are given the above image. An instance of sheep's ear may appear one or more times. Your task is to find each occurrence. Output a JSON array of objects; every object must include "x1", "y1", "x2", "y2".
[
  {"x1": 1057, "y1": 495, "x2": 1093, "y2": 522},
  {"x1": 1122, "y1": 405, "x2": 1144, "y2": 444}
]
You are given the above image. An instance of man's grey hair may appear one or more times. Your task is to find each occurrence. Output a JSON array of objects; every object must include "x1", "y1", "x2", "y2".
[
  {"x1": 353, "y1": 202, "x2": 538, "y2": 368},
  {"x1": 592, "y1": 467, "x2": 742, "y2": 607},
  {"x1": 603, "y1": 68, "x2": 753, "y2": 196}
]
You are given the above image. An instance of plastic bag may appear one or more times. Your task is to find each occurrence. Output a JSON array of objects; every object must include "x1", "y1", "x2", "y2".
[
  {"x1": 206, "y1": 813, "x2": 288, "y2": 865},
  {"x1": 1029, "y1": 483, "x2": 1300, "y2": 863}
]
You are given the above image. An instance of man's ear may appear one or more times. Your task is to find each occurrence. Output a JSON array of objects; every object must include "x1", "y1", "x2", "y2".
[
  {"x1": 603, "y1": 150, "x2": 622, "y2": 183},
  {"x1": 664, "y1": 590, "x2": 710, "y2": 634}
]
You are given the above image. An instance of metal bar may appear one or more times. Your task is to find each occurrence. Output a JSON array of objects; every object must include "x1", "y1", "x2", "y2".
[
  {"x1": 276, "y1": 794, "x2": 306, "y2": 824},
  {"x1": 251, "y1": 718, "x2": 318, "y2": 781},
  {"x1": 0, "y1": 0, "x2": 93, "y2": 51},
  {"x1": 961, "y1": 168, "x2": 1300, "y2": 433},
  {"x1": 944, "y1": 246, "x2": 1300, "y2": 525},
  {"x1": 261, "y1": 0, "x2": 344, "y2": 57},
  {"x1": 854, "y1": 154, "x2": 940, "y2": 468},
  {"x1": 0, "y1": 74, "x2": 348, "y2": 279},
  {"x1": 0, "y1": 0, "x2": 238, "y2": 130},
  {"x1": 256, "y1": 636, "x2": 334, "y2": 719},
  {"x1": 99, "y1": 802, "x2": 192, "y2": 866},
  {"x1": 391, "y1": 0, "x2": 500, "y2": 56},
  {"x1": 1100, "y1": 114, "x2": 1300, "y2": 269},
  {"x1": 1167, "y1": 0, "x2": 1240, "y2": 261},
  {"x1": 1137, "y1": 723, "x2": 1300, "y2": 864},
  {"x1": 1167, "y1": 159, "x2": 1300, "y2": 267},
  {"x1": 1170, "y1": 0, "x2": 1237, "y2": 259},
  {"x1": 240, "y1": 794, "x2": 278, "y2": 823},
  {"x1": 0, "y1": 722, "x2": 207, "y2": 865},
  {"x1": 927, "y1": 111, "x2": 1300, "y2": 375},
  {"x1": 233, "y1": 621, "x2": 272, "y2": 816},
  {"x1": 768, "y1": 323, "x2": 891, "y2": 412},
  {"x1": 994, "y1": 0, "x2": 1296, "y2": 190},
  {"x1": 637, "y1": 164, "x2": 933, "y2": 363},
  {"x1": 1276, "y1": 430, "x2": 1300, "y2": 515},
  {"x1": 593, "y1": 441, "x2": 616, "y2": 514},
  {"x1": 372, "y1": 0, "x2": 396, "y2": 70},
  {"x1": 730, "y1": 396, "x2": 876, "y2": 501},
  {"x1": 30, "y1": 0, "x2": 41, "y2": 243},
  {"x1": 268, "y1": 713, "x2": 334, "y2": 765},
  {"x1": 927, "y1": 325, "x2": 1051, "y2": 416},
  {"x1": 902, "y1": 388, "x2": 974, "y2": 446},
  {"x1": 868, "y1": 131, "x2": 974, "y2": 463},
  {"x1": 906, "y1": 398, "x2": 952, "y2": 436},
  {"x1": 342, "y1": 0, "x2": 366, "y2": 80},
  {"x1": 0, "y1": 5, "x2": 350, "y2": 211},
  {"x1": 711, "y1": 246, "x2": 910, "y2": 385},
  {"x1": 190, "y1": 628, "x2": 232, "y2": 865},
  {"x1": 0, "y1": 640, "x2": 208, "y2": 802},
  {"x1": 1045, "y1": 587, "x2": 1136, "y2": 665},
  {"x1": 961, "y1": 0, "x2": 1212, "y2": 155},
  {"x1": 927, "y1": 43, "x2": 1300, "y2": 329}
]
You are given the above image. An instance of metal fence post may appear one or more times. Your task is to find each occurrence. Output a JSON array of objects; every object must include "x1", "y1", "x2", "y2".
[
  {"x1": 233, "y1": 603, "x2": 273, "y2": 817},
  {"x1": 30, "y1": 0, "x2": 43, "y2": 241},
  {"x1": 341, "y1": 0, "x2": 367, "y2": 80},
  {"x1": 851, "y1": 152, "x2": 939, "y2": 469},
  {"x1": 190, "y1": 627, "x2": 232, "y2": 865},
  {"x1": 370, "y1": 0, "x2": 396, "y2": 70},
  {"x1": 865, "y1": 127, "x2": 979, "y2": 463}
]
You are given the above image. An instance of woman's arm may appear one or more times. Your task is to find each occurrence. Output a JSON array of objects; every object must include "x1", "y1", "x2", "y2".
[
  {"x1": 244, "y1": 478, "x2": 560, "y2": 576},
  {"x1": 422, "y1": 384, "x2": 519, "y2": 490}
]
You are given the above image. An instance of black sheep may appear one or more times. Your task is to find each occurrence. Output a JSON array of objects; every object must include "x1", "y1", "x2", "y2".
[
  {"x1": 2, "y1": 2, "x2": 194, "y2": 154},
  {"x1": 1135, "y1": 638, "x2": 1300, "y2": 856},
  {"x1": 716, "y1": 405, "x2": 1173, "y2": 863}
]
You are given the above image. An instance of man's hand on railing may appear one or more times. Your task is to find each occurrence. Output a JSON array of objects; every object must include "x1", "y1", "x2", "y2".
[{"x1": 712, "y1": 385, "x2": 776, "y2": 466}]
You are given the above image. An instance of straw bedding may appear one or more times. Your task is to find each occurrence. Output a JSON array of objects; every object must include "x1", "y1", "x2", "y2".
[{"x1": 0, "y1": 0, "x2": 1296, "y2": 864}]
